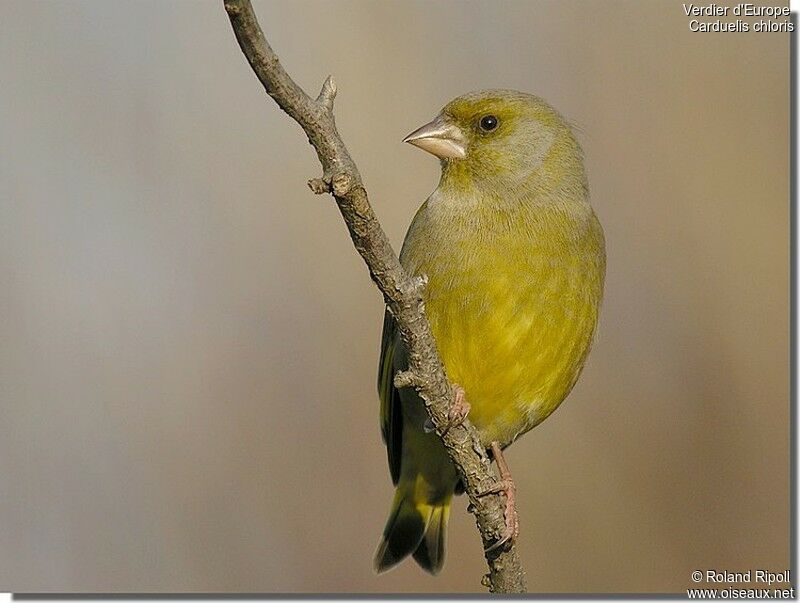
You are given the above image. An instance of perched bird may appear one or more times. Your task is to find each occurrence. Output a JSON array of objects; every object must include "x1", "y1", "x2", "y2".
[{"x1": 374, "y1": 90, "x2": 606, "y2": 575}]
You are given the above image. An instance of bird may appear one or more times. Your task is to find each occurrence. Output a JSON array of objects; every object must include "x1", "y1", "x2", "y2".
[{"x1": 373, "y1": 90, "x2": 606, "y2": 575}]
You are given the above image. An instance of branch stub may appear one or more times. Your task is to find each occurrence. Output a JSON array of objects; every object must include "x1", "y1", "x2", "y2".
[
  {"x1": 317, "y1": 75, "x2": 337, "y2": 113},
  {"x1": 308, "y1": 178, "x2": 330, "y2": 194},
  {"x1": 393, "y1": 370, "x2": 419, "y2": 389}
]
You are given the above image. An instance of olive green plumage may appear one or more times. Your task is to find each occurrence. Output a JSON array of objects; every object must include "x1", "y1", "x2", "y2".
[{"x1": 375, "y1": 90, "x2": 606, "y2": 574}]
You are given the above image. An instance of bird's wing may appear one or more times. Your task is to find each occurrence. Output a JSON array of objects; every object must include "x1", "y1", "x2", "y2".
[{"x1": 378, "y1": 308, "x2": 402, "y2": 485}]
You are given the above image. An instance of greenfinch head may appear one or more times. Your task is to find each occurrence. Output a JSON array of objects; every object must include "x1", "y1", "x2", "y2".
[{"x1": 404, "y1": 90, "x2": 584, "y2": 195}]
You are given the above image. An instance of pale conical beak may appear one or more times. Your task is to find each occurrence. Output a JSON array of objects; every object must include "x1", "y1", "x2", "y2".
[{"x1": 403, "y1": 114, "x2": 467, "y2": 159}]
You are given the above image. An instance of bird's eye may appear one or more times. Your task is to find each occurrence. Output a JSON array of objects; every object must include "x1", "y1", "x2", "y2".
[{"x1": 479, "y1": 115, "x2": 499, "y2": 132}]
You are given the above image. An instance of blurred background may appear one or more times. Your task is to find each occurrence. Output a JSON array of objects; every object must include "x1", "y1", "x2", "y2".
[{"x1": 0, "y1": 0, "x2": 790, "y2": 594}]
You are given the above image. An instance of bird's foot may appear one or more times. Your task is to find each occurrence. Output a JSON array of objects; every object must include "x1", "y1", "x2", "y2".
[
  {"x1": 441, "y1": 384, "x2": 470, "y2": 436},
  {"x1": 478, "y1": 442, "x2": 519, "y2": 553}
]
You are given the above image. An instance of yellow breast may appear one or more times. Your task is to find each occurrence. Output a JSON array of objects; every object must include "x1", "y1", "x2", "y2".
[{"x1": 400, "y1": 191, "x2": 605, "y2": 446}]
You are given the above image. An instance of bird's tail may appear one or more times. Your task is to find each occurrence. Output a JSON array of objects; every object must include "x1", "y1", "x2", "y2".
[{"x1": 374, "y1": 484, "x2": 451, "y2": 575}]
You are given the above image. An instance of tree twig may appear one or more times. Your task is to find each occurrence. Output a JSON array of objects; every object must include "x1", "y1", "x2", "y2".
[{"x1": 222, "y1": 0, "x2": 527, "y2": 592}]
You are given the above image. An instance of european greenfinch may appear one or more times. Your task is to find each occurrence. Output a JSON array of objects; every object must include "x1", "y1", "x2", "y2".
[{"x1": 374, "y1": 90, "x2": 606, "y2": 574}]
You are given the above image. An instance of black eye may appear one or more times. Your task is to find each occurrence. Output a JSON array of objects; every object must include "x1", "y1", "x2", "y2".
[{"x1": 479, "y1": 115, "x2": 499, "y2": 132}]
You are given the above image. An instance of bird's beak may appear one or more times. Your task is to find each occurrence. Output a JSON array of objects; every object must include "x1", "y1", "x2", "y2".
[{"x1": 403, "y1": 114, "x2": 467, "y2": 160}]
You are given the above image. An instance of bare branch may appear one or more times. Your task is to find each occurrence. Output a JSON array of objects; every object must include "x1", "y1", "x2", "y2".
[{"x1": 223, "y1": 0, "x2": 527, "y2": 592}]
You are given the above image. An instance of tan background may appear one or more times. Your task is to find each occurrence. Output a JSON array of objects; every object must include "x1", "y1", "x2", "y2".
[{"x1": 0, "y1": 0, "x2": 790, "y2": 594}]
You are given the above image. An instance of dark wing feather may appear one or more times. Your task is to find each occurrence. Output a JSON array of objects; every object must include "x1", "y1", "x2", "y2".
[{"x1": 378, "y1": 308, "x2": 403, "y2": 484}]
